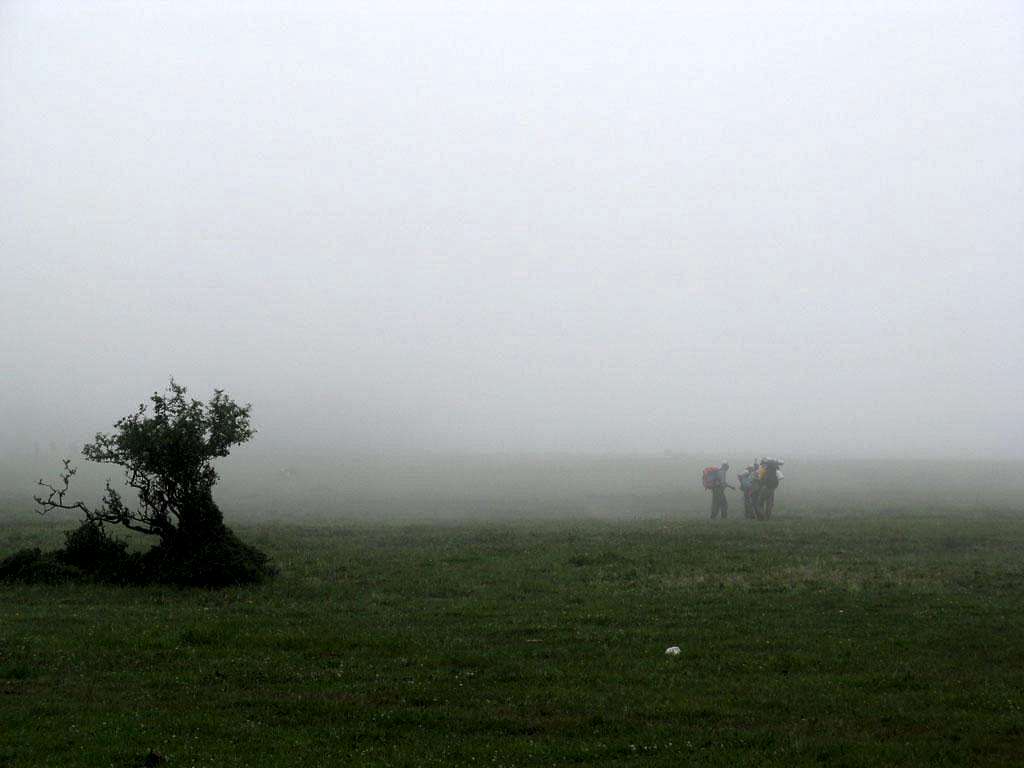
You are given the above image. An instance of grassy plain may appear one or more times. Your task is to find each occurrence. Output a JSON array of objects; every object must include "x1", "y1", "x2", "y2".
[{"x1": 2, "y1": 503, "x2": 1024, "y2": 767}]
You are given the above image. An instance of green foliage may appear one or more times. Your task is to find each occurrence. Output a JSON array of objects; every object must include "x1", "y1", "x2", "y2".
[{"x1": 79, "y1": 378, "x2": 256, "y2": 540}]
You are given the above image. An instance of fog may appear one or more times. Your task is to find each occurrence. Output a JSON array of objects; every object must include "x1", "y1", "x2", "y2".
[{"x1": 2, "y1": 1, "x2": 1022, "y2": 468}]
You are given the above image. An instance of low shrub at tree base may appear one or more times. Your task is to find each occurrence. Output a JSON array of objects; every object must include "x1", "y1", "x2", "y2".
[
  {"x1": 0, "y1": 520, "x2": 275, "y2": 587},
  {"x1": 0, "y1": 546, "x2": 81, "y2": 584},
  {"x1": 139, "y1": 524, "x2": 276, "y2": 587},
  {"x1": 0, "y1": 521, "x2": 138, "y2": 585}
]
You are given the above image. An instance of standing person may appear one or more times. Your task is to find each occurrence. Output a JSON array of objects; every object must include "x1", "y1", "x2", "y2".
[
  {"x1": 753, "y1": 457, "x2": 784, "y2": 520},
  {"x1": 738, "y1": 463, "x2": 757, "y2": 518},
  {"x1": 709, "y1": 461, "x2": 732, "y2": 519}
]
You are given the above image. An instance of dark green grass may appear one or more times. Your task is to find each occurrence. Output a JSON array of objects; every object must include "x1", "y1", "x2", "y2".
[{"x1": 2, "y1": 513, "x2": 1023, "y2": 766}]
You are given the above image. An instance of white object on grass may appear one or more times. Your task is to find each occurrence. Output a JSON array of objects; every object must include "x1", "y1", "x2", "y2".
[{"x1": 665, "y1": 646, "x2": 681, "y2": 656}]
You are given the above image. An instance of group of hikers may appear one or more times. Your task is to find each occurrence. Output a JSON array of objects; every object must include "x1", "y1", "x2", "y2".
[{"x1": 702, "y1": 458, "x2": 784, "y2": 520}]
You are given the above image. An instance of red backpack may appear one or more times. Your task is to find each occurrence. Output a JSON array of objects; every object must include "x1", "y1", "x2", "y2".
[{"x1": 702, "y1": 466, "x2": 720, "y2": 490}]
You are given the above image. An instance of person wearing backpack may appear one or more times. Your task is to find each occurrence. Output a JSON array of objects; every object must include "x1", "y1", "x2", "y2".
[
  {"x1": 737, "y1": 463, "x2": 757, "y2": 518},
  {"x1": 703, "y1": 462, "x2": 733, "y2": 519}
]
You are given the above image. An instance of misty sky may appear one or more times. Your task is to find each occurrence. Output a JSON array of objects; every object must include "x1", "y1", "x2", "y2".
[{"x1": 2, "y1": 1, "x2": 1022, "y2": 459}]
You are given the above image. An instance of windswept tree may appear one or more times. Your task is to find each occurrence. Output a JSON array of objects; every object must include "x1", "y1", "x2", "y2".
[{"x1": 17, "y1": 379, "x2": 274, "y2": 586}]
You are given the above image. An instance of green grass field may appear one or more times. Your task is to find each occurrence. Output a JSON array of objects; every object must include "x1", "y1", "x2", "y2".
[{"x1": 2, "y1": 508, "x2": 1023, "y2": 767}]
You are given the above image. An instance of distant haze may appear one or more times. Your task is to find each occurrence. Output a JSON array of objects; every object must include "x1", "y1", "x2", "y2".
[{"x1": 2, "y1": 1, "x2": 1022, "y2": 460}]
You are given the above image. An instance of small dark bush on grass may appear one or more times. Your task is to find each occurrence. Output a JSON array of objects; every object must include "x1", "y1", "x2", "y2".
[
  {"x1": 1, "y1": 379, "x2": 276, "y2": 588},
  {"x1": 0, "y1": 547, "x2": 80, "y2": 584},
  {"x1": 0, "y1": 521, "x2": 139, "y2": 585},
  {"x1": 60, "y1": 520, "x2": 141, "y2": 584}
]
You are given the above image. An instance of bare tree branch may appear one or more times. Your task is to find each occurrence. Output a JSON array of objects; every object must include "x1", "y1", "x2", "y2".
[{"x1": 34, "y1": 458, "x2": 90, "y2": 518}]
